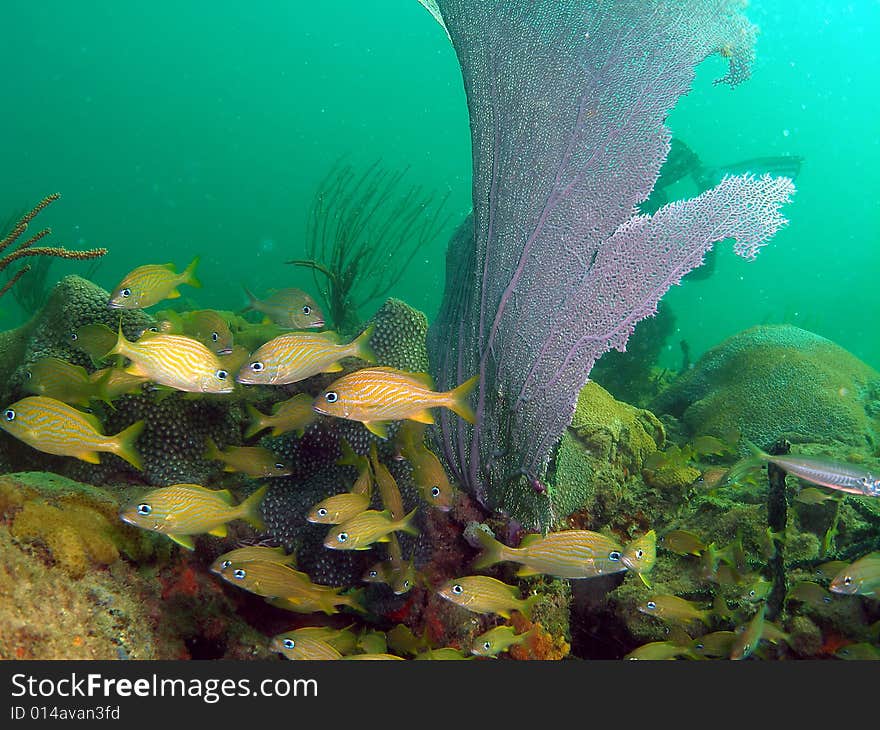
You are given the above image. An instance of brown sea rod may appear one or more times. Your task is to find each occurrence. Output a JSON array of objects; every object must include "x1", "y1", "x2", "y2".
[{"x1": 426, "y1": 1, "x2": 796, "y2": 528}]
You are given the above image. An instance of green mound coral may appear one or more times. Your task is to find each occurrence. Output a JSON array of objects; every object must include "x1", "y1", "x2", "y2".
[
  {"x1": 549, "y1": 381, "x2": 666, "y2": 525},
  {"x1": 652, "y1": 325, "x2": 880, "y2": 453}
]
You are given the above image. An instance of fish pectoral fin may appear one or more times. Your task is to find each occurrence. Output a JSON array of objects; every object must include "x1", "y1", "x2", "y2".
[
  {"x1": 168, "y1": 534, "x2": 196, "y2": 550},
  {"x1": 208, "y1": 524, "x2": 228, "y2": 538},
  {"x1": 322, "y1": 362, "x2": 344, "y2": 373},
  {"x1": 123, "y1": 362, "x2": 149, "y2": 377},
  {"x1": 166, "y1": 288, "x2": 182, "y2": 299},
  {"x1": 216, "y1": 489, "x2": 235, "y2": 505},
  {"x1": 364, "y1": 421, "x2": 389, "y2": 439},
  {"x1": 409, "y1": 409, "x2": 435, "y2": 425},
  {"x1": 77, "y1": 451, "x2": 102, "y2": 465},
  {"x1": 515, "y1": 567, "x2": 541, "y2": 578}
]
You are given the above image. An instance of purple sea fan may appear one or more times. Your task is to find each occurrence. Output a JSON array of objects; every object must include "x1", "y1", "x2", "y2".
[{"x1": 426, "y1": 0, "x2": 795, "y2": 529}]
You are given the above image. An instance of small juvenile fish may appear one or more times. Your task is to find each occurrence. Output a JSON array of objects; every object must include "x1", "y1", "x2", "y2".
[
  {"x1": 690, "y1": 631, "x2": 737, "y2": 659},
  {"x1": 1, "y1": 396, "x2": 143, "y2": 469},
  {"x1": 271, "y1": 634, "x2": 342, "y2": 661},
  {"x1": 120, "y1": 484, "x2": 266, "y2": 550},
  {"x1": 307, "y1": 492, "x2": 371, "y2": 524},
  {"x1": 109, "y1": 257, "x2": 201, "y2": 309},
  {"x1": 244, "y1": 394, "x2": 317, "y2": 438},
  {"x1": 204, "y1": 437, "x2": 292, "y2": 478},
  {"x1": 73, "y1": 323, "x2": 120, "y2": 365},
  {"x1": 395, "y1": 421, "x2": 456, "y2": 511},
  {"x1": 385, "y1": 533, "x2": 417, "y2": 595},
  {"x1": 829, "y1": 552, "x2": 880, "y2": 598},
  {"x1": 237, "y1": 327, "x2": 375, "y2": 386},
  {"x1": 661, "y1": 529, "x2": 705, "y2": 556},
  {"x1": 730, "y1": 604, "x2": 766, "y2": 660},
  {"x1": 210, "y1": 545, "x2": 296, "y2": 574},
  {"x1": 323, "y1": 508, "x2": 419, "y2": 551},
  {"x1": 108, "y1": 325, "x2": 233, "y2": 394},
  {"x1": 794, "y1": 487, "x2": 843, "y2": 505},
  {"x1": 734, "y1": 441, "x2": 880, "y2": 498},
  {"x1": 219, "y1": 559, "x2": 361, "y2": 614},
  {"x1": 786, "y1": 580, "x2": 833, "y2": 607},
  {"x1": 638, "y1": 595, "x2": 711, "y2": 626},
  {"x1": 835, "y1": 642, "x2": 880, "y2": 660},
  {"x1": 362, "y1": 560, "x2": 394, "y2": 585},
  {"x1": 314, "y1": 367, "x2": 478, "y2": 439},
  {"x1": 473, "y1": 528, "x2": 656, "y2": 580},
  {"x1": 624, "y1": 641, "x2": 695, "y2": 660},
  {"x1": 471, "y1": 626, "x2": 534, "y2": 658},
  {"x1": 438, "y1": 576, "x2": 539, "y2": 619},
  {"x1": 24, "y1": 357, "x2": 99, "y2": 407},
  {"x1": 179, "y1": 310, "x2": 235, "y2": 355},
  {"x1": 242, "y1": 286, "x2": 325, "y2": 329},
  {"x1": 370, "y1": 442, "x2": 404, "y2": 520}
]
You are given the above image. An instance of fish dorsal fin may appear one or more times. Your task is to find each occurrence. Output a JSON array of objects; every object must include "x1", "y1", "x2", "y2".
[
  {"x1": 519, "y1": 534, "x2": 543, "y2": 548},
  {"x1": 409, "y1": 371, "x2": 435, "y2": 389},
  {"x1": 216, "y1": 489, "x2": 235, "y2": 505},
  {"x1": 77, "y1": 410, "x2": 104, "y2": 432},
  {"x1": 162, "y1": 262, "x2": 177, "y2": 271},
  {"x1": 316, "y1": 330, "x2": 341, "y2": 343}
]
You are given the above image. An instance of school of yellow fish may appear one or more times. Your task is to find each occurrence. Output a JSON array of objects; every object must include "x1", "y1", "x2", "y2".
[{"x1": 2, "y1": 257, "x2": 878, "y2": 660}]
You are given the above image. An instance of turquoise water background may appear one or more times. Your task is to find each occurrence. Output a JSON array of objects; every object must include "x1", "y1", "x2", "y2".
[{"x1": 1, "y1": 1, "x2": 877, "y2": 371}]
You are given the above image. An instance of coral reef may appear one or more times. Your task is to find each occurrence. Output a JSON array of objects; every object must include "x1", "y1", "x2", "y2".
[{"x1": 652, "y1": 325, "x2": 880, "y2": 453}]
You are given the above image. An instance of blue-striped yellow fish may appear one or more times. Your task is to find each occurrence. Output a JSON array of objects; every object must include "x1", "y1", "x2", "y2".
[
  {"x1": 108, "y1": 325, "x2": 234, "y2": 394},
  {"x1": 204, "y1": 437, "x2": 292, "y2": 477},
  {"x1": 1, "y1": 396, "x2": 143, "y2": 469},
  {"x1": 236, "y1": 326, "x2": 374, "y2": 386},
  {"x1": 244, "y1": 394, "x2": 317, "y2": 438},
  {"x1": 471, "y1": 626, "x2": 534, "y2": 658},
  {"x1": 241, "y1": 286, "x2": 325, "y2": 329},
  {"x1": 274, "y1": 626, "x2": 358, "y2": 655},
  {"x1": 638, "y1": 595, "x2": 711, "y2": 626},
  {"x1": 395, "y1": 421, "x2": 456, "y2": 511},
  {"x1": 323, "y1": 508, "x2": 419, "y2": 551},
  {"x1": 210, "y1": 545, "x2": 296, "y2": 575},
  {"x1": 109, "y1": 257, "x2": 201, "y2": 309},
  {"x1": 314, "y1": 367, "x2": 478, "y2": 439},
  {"x1": 830, "y1": 552, "x2": 880, "y2": 598},
  {"x1": 307, "y1": 492, "x2": 370, "y2": 524},
  {"x1": 271, "y1": 634, "x2": 343, "y2": 660},
  {"x1": 24, "y1": 357, "x2": 102, "y2": 407},
  {"x1": 120, "y1": 484, "x2": 266, "y2": 550},
  {"x1": 438, "y1": 576, "x2": 539, "y2": 619},
  {"x1": 473, "y1": 528, "x2": 656, "y2": 579}
]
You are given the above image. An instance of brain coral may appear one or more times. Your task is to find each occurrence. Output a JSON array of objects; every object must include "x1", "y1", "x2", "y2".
[{"x1": 651, "y1": 325, "x2": 880, "y2": 453}]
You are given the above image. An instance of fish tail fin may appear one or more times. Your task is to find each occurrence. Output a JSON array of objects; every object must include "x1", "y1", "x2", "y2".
[
  {"x1": 742, "y1": 439, "x2": 771, "y2": 460},
  {"x1": 240, "y1": 285, "x2": 257, "y2": 313},
  {"x1": 108, "y1": 318, "x2": 130, "y2": 359},
  {"x1": 239, "y1": 485, "x2": 268, "y2": 531},
  {"x1": 182, "y1": 256, "x2": 201, "y2": 289},
  {"x1": 472, "y1": 529, "x2": 508, "y2": 571},
  {"x1": 204, "y1": 436, "x2": 221, "y2": 461},
  {"x1": 243, "y1": 403, "x2": 266, "y2": 439},
  {"x1": 398, "y1": 507, "x2": 420, "y2": 537},
  {"x1": 351, "y1": 324, "x2": 376, "y2": 364},
  {"x1": 446, "y1": 374, "x2": 478, "y2": 424},
  {"x1": 339, "y1": 587, "x2": 366, "y2": 614},
  {"x1": 112, "y1": 420, "x2": 145, "y2": 470}
]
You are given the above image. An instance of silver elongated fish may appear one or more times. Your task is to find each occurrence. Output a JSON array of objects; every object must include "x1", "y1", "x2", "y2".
[{"x1": 730, "y1": 441, "x2": 880, "y2": 497}]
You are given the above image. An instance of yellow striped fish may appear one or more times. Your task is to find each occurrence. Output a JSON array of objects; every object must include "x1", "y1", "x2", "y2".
[
  {"x1": 244, "y1": 393, "x2": 317, "y2": 438},
  {"x1": 314, "y1": 367, "x2": 478, "y2": 439},
  {"x1": 395, "y1": 421, "x2": 456, "y2": 511},
  {"x1": 108, "y1": 325, "x2": 234, "y2": 394},
  {"x1": 1, "y1": 396, "x2": 143, "y2": 469},
  {"x1": 109, "y1": 257, "x2": 201, "y2": 309},
  {"x1": 306, "y1": 492, "x2": 371, "y2": 524},
  {"x1": 271, "y1": 634, "x2": 343, "y2": 661},
  {"x1": 370, "y1": 442, "x2": 404, "y2": 520},
  {"x1": 119, "y1": 484, "x2": 266, "y2": 550},
  {"x1": 24, "y1": 357, "x2": 99, "y2": 407},
  {"x1": 235, "y1": 326, "x2": 375, "y2": 386},
  {"x1": 324, "y1": 508, "x2": 419, "y2": 551},
  {"x1": 274, "y1": 626, "x2": 358, "y2": 655},
  {"x1": 209, "y1": 545, "x2": 296, "y2": 575},
  {"x1": 473, "y1": 528, "x2": 657, "y2": 579},
  {"x1": 438, "y1": 576, "x2": 539, "y2": 619}
]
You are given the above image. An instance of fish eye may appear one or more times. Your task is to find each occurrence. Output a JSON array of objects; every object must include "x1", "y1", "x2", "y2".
[
  {"x1": 121, "y1": 288, "x2": 131, "y2": 298},
  {"x1": 452, "y1": 584, "x2": 463, "y2": 595},
  {"x1": 317, "y1": 508, "x2": 328, "y2": 517},
  {"x1": 695, "y1": 643, "x2": 704, "y2": 650},
  {"x1": 282, "y1": 639, "x2": 295, "y2": 650},
  {"x1": 337, "y1": 532, "x2": 348, "y2": 543},
  {"x1": 324, "y1": 391, "x2": 338, "y2": 403},
  {"x1": 302, "y1": 305, "x2": 311, "y2": 315},
  {"x1": 749, "y1": 590, "x2": 756, "y2": 597},
  {"x1": 25, "y1": 370, "x2": 32, "y2": 379},
  {"x1": 250, "y1": 361, "x2": 264, "y2": 372},
  {"x1": 233, "y1": 568, "x2": 246, "y2": 580},
  {"x1": 70, "y1": 332, "x2": 78, "y2": 341},
  {"x1": 221, "y1": 560, "x2": 231, "y2": 569},
  {"x1": 482, "y1": 642, "x2": 491, "y2": 651},
  {"x1": 431, "y1": 486, "x2": 441, "y2": 498},
  {"x1": 368, "y1": 570, "x2": 378, "y2": 578},
  {"x1": 136, "y1": 503, "x2": 151, "y2": 516},
  {"x1": 636, "y1": 549, "x2": 644, "y2": 559},
  {"x1": 608, "y1": 551, "x2": 621, "y2": 561},
  {"x1": 402, "y1": 580, "x2": 410, "y2": 589},
  {"x1": 274, "y1": 463, "x2": 285, "y2": 470},
  {"x1": 3, "y1": 408, "x2": 15, "y2": 421},
  {"x1": 211, "y1": 331, "x2": 219, "y2": 342},
  {"x1": 823, "y1": 595, "x2": 832, "y2": 603},
  {"x1": 844, "y1": 576, "x2": 853, "y2": 586},
  {"x1": 148, "y1": 327, "x2": 158, "y2": 332},
  {"x1": 216, "y1": 370, "x2": 228, "y2": 380},
  {"x1": 646, "y1": 601, "x2": 657, "y2": 611}
]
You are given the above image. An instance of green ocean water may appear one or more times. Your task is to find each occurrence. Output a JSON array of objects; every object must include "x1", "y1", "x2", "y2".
[{"x1": 1, "y1": 0, "x2": 877, "y2": 370}]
